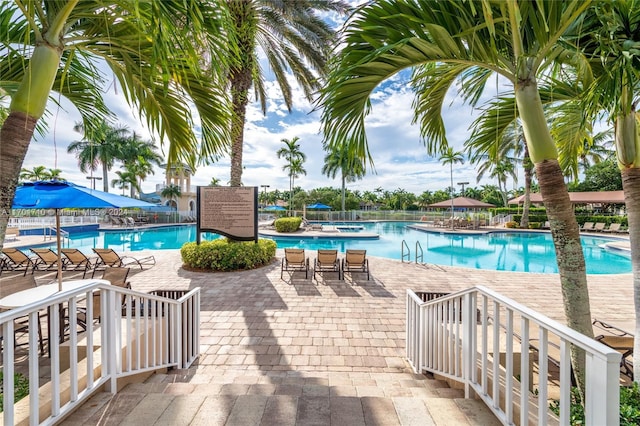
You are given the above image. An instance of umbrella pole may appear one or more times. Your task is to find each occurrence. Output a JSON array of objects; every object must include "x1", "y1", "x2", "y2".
[{"x1": 56, "y1": 209, "x2": 63, "y2": 291}]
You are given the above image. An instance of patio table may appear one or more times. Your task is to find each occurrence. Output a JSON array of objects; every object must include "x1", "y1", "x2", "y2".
[{"x1": 0, "y1": 279, "x2": 109, "y2": 354}]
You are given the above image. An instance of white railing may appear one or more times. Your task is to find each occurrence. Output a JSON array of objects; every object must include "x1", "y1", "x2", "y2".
[
  {"x1": 1, "y1": 281, "x2": 200, "y2": 425},
  {"x1": 8, "y1": 216, "x2": 101, "y2": 229},
  {"x1": 406, "y1": 286, "x2": 621, "y2": 426}
]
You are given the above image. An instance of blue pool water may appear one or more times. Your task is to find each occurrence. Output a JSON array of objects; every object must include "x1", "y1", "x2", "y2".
[{"x1": 46, "y1": 222, "x2": 631, "y2": 274}]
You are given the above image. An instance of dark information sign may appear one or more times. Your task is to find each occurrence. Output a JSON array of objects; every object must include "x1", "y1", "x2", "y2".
[{"x1": 197, "y1": 186, "x2": 258, "y2": 242}]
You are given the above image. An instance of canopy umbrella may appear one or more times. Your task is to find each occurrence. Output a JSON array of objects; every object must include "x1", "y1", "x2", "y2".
[
  {"x1": 12, "y1": 180, "x2": 156, "y2": 289},
  {"x1": 264, "y1": 205, "x2": 286, "y2": 211},
  {"x1": 306, "y1": 202, "x2": 331, "y2": 209}
]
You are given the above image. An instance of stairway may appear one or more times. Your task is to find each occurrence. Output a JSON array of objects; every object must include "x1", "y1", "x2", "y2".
[{"x1": 60, "y1": 367, "x2": 500, "y2": 425}]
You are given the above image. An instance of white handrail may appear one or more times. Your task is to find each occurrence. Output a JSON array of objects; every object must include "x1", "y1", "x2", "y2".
[
  {"x1": 406, "y1": 286, "x2": 621, "y2": 425},
  {"x1": 0, "y1": 281, "x2": 200, "y2": 425}
]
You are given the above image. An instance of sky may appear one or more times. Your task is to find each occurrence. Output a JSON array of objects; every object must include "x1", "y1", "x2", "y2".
[{"x1": 20, "y1": 5, "x2": 520, "y2": 198}]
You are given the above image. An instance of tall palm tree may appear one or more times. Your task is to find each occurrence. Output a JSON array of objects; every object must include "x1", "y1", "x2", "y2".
[
  {"x1": 68, "y1": 122, "x2": 130, "y2": 192},
  {"x1": 283, "y1": 158, "x2": 307, "y2": 212},
  {"x1": 221, "y1": 0, "x2": 350, "y2": 187},
  {"x1": 483, "y1": 160, "x2": 518, "y2": 208},
  {"x1": 19, "y1": 166, "x2": 49, "y2": 182},
  {"x1": 0, "y1": 1, "x2": 231, "y2": 246},
  {"x1": 117, "y1": 132, "x2": 163, "y2": 197},
  {"x1": 439, "y1": 148, "x2": 464, "y2": 229},
  {"x1": 318, "y1": 0, "x2": 594, "y2": 388},
  {"x1": 277, "y1": 137, "x2": 306, "y2": 214},
  {"x1": 161, "y1": 183, "x2": 182, "y2": 223},
  {"x1": 111, "y1": 170, "x2": 138, "y2": 196},
  {"x1": 557, "y1": 0, "x2": 640, "y2": 381},
  {"x1": 322, "y1": 145, "x2": 366, "y2": 215}
]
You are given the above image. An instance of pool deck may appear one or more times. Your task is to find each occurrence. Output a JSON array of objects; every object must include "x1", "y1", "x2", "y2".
[{"x1": 2, "y1": 225, "x2": 635, "y2": 424}]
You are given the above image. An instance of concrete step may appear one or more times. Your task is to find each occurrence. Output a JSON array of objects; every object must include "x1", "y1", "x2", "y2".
[{"x1": 61, "y1": 369, "x2": 500, "y2": 425}]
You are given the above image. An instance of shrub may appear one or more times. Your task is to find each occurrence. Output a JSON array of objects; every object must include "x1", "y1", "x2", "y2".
[
  {"x1": 274, "y1": 217, "x2": 302, "y2": 233},
  {"x1": 0, "y1": 371, "x2": 29, "y2": 412},
  {"x1": 528, "y1": 222, "x2": 541, "y2": 229},
  {"x1": 181, "y1": 238, "x2": 277, "y2": 271},
  {"x1": 505, "y1": 221, "x2": 519, "y2": 228}
]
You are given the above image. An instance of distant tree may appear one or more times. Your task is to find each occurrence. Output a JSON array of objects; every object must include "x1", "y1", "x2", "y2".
[
  {"x1": 161, "y1": 184, "x2": 182, "y2": 222},
  {"x1": 209, "y1": 177, "x2": 221, "y2": 186},
  {"x1": 322, "y1": 144, "x2": 365, "y2": 214},
  {"x1": 277, "y1": 137, "x2": 306, "y2": 214},
  {"x1": 111, "y1": 170, "x2": 138, "y2": 196},
  {"x1": 570, "y1": 158, "x2": 622, "y2": 192},
  {"x1": 69, "y1": 122, "x2": 130, "y2": 192},
  {"x1": 20, "y1": 166, "x2": 49, "y2": 182}
]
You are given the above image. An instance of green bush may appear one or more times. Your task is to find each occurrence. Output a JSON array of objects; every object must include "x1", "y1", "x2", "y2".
[
  {"x1": 528, "y1": 222, "x2": 541, "y2": 229},
  {"x1": 0, "y1": 371, "x2": 29, "y2": 412},
  {"x1": 550, "y1": 383, "x2": 640, "y2": 425},
  {"x1": 505, "y1": 221, "x2": 519, "y2": 228},
  {"x1": 181, "y1": 238, "x2": 277, "y2": 271},
  {"x1": 274, "y1": 217, "x2": 302, "y2": 233}
]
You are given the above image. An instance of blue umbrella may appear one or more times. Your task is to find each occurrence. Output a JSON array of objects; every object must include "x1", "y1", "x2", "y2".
[
  {"x1": 264, "y1": 205, "x2": 286, "y2": 211},
  {"x1": 12, "y1": 180, "x2": 156, "y2": 288},
  {"x1": 306, "y1": 202, "x2": 331, "y2": 210}
]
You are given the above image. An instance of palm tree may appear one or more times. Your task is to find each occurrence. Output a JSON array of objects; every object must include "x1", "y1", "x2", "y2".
[
  {"x1": 44, "y1": 168, "x2": 64, "y2": 181},
  {"x1": 221, "y1": 0, "x2": 350, "y2": 187},
  {"x1": 277, "y1": 137, "x2": 306, "y2": 214},
  {"x1": 161, "y1": 184, "x2": 182, "y2": 223},
  {"x1": 321, "y1": 145, "x2": 366, "y2": 216},
  {"x1": 68, "y1": 122, "x2": 130, "y2": 192},
  {"x1": 439, "y1": 148, "x2": 464, "y2": 228},
  {"x1": 283, "y1": 158, "x2": 307, "y2": 212},
  {"x1": 482, "y1": 160, "x2": 518, "y2": 208},
  {"x1": 19, "y1": 166, "x2": 49, "y2": 182},
  {"x1": 117, "y1": 132, "x2": 163, "y2": 197},
  {"x1": 111, "y1": 170, "x2": 138, "y2": 196},
  {"x1": 318, "y1": 0, "x2": 594, "y2": 389},
  {"x1": 209, "y1": 177, "x2": 221, "y2": 186},
  {"x1": 0, "y1": 1, "x2": 231, "y2": 246}
]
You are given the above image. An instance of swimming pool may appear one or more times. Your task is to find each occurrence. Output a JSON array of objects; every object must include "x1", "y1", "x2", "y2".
[{"x1": 45, "y1": 222, "x2": 631, "y2": 274}]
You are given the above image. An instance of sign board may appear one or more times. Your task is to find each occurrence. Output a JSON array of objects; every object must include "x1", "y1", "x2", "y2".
[{"x1": 197, "y1": 186, "x2": 258, "y2": 242}]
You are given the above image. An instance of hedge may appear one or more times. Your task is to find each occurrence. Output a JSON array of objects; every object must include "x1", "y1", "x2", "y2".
[
  {"x1": 181, "y1": 238, "x2": 277, "y2": 271},
  {"x1": 274, "y1": 217, "x2": 302, "y2": 232}
]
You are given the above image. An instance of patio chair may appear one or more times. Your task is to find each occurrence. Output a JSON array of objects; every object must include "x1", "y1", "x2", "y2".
[
  {"x1": 580, "y1": 222, "x2": 595, "y2": 232},
  {"x1": 77, "y1": 267, "x2": 131, "y2": 326},
  {"x1": 31, "y1": 248, "x2": 66, "y2": 272},
  {"x1": 593, "y1": 222, "x2": 607, "y2": 232},
  {"x1": 592, "y1": 318, "x2": 634, "y2": 380},
  {"x1": 1, "y1": 248, "x2": 36, "y2": 276},
  {"x1": 5, "y1": 227, "x2": 19, "y2": 242},
  {"x1": 342, "y1": 249, "x2": 370, "y2": 281},
  {"x1": 280, "y1": 248, "x2": 309, "y2": 280},
  {"x1": 92, "y1": 248, "x2": 156, "y2": 270},
  {"x1": 0, "y1": 274, "x2": 45, "y2": 354},
  {"x1": 313, "y1": 249, "x2": 341, "y2": 281},
  {"x1": 61, "y1": 249, "x2": 99, "y2": 278}
]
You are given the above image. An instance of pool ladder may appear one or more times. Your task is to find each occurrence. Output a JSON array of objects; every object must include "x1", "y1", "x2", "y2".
[{"x1": 401, "y1": 240, "x2": 424, "y2": 263}]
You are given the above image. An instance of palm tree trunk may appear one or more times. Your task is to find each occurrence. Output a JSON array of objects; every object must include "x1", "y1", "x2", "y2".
[
  {"x1": 0, "y1": 112, "x2": 38, "y2": 249},
  {"x1": 521, "y1": 144, "x2": 532, "y2": 229},
  {"x1": 229, "y1": 68, "x2": 251, "y2": 187},
  {"x1": 516, "y1": 80, "x2": 592, "y2": 395},
  {"x1": 621, "y1": 167, "x2": 640, "y2": 382},
  {"x1": 341, "y1": 174, "x2": 346, "y2": 217},
  {"x1": 102, "y1": 164, "x2": 109, "y2": 192}
]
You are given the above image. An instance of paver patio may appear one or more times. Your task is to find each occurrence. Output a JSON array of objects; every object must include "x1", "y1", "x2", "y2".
[{"x1": 54, "y1": 246, "x2": 633, "y2": 425}]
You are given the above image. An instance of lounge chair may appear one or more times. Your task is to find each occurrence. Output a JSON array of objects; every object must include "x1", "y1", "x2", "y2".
[
  {"x1": 5, "y1": 227, "x2": 19, "y2": 242},
  {"x1": 313, "y1": 249, "x2": 341, "y2": 281},
  {"x1": 603, "y1": 223, "x2": 621, "y2": 233},
  {"x1": 580, "y1": 222, "x2": 595, "y2": 232},
  {"x1": 342, "y1": 249, "x2": 370, "y2": 281},
  {"x1": 61, "y1": 249, "x2": 99, "y2": 278},
  {"x1": 592, "y1": 318, "x2": 634, "y2": 380},
  {"x1": 92, "y1": 248, "x2": 156, "y2": 270},
  {"x1": 280, "y1": 248, "x2": 309, "y2": 280},
  {"x1": 593, "y1": 222, "x2": 607, "y2": 232},
  {"x1": 1, "y1": 248, "x2": 36, "y2": 276},
  {"x1": 31, "y1": 248, "x2": 66, "y2": 272}
]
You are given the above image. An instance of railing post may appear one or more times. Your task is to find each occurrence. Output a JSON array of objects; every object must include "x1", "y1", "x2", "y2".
[
  {"x1": 462, "y1": 292, "x2": 472, "y2": 398},
  {"x1": 585, "y1": 352, "x2": 621, "y2": 426},
  {"x1": 105, "y1": 288, "x2": 118, "y2": 393}
]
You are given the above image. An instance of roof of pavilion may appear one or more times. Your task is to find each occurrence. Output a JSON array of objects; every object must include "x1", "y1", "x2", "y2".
[{"x1": 508, "y1": 190, "x2": 625, "y2": 205}]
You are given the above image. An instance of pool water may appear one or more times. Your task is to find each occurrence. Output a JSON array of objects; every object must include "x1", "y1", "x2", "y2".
[{"x1": 48, "y1": 222, "x2": 631, "y2": 274}]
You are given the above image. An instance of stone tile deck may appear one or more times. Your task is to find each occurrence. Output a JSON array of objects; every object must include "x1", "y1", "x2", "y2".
[{"x1": 58, "y1": 248, "x2": 633, "y2": 425}]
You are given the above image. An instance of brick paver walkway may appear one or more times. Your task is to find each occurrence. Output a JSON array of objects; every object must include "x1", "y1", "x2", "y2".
[{"x1": 59, "y1": 248, "x2": 633, "y2": 424}]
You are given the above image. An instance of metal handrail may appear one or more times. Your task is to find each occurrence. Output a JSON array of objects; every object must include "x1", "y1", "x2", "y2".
[
  {"x1": 401, "y1": 240, "x2": 410, "y2": 262},
  {"x1": 415, "y1": 241, "x2": 423, "y2": 264}
]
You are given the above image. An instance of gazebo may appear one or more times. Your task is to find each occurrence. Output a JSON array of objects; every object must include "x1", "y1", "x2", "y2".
[{"x1": 429, "y1": 197, "x2": 496, "y2": 209}]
